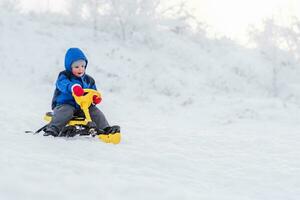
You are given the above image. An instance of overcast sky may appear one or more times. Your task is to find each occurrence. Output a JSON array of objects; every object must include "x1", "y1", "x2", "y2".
[{"x1": 189, "y1": 0, "x2": 300, "y2": 42}]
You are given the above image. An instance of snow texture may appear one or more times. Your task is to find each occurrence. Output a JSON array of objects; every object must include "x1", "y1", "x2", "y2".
[{"x1": 0, "y1": 6, "x2": 300, "y2": 200}]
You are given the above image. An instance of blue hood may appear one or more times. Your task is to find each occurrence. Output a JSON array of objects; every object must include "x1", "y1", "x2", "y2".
[{"x1": 64, "y1": 48, "x2": 88, "y2": 72}]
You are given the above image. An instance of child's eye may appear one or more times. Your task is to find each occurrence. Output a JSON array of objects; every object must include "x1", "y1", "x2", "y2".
[{"x1": 74, "y1": 65, "x2": 85, "y2": 69}]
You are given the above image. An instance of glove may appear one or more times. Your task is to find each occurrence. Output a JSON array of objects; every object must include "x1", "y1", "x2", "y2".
[
  {"x1": 93, "y1": 95, "x2": 102, "y2": 104},
  {"x1": 72, "y1": 85, "x2": 84, "y2": 96}
]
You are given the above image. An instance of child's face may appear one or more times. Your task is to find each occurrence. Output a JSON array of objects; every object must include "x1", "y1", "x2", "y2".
[{"x1": 71, "y1": 62, "x2": 86, "y2": 77}]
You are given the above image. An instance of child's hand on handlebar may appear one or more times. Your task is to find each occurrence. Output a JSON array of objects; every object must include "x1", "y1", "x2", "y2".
[
  {"x1": 93, "y1": 95, "x2": 102, "y2": 104},
  {"x1": 72, "y1": 85, "x2": 84, "y2": 96}
]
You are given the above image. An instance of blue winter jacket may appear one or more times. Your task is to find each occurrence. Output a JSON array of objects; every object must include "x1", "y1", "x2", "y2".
[{"x1": 51, "y1": 48, "x2": 97, "y2": 109}]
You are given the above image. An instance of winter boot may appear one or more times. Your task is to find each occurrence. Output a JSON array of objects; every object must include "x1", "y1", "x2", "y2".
[
  {"x1": 43, "y1": 126, "x2": 59, "y2": 137},
  {"x1": 98, "y1": 125, "x2": 121, "y2": 144}
]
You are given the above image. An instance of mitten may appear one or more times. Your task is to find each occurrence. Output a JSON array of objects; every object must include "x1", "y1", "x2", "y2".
[
  {"x1": 72, "y1": 85, "x2": 84, "y2": 96},
  {"x1": 93, "y1": 95, "x2": 102, "y2": 104}
]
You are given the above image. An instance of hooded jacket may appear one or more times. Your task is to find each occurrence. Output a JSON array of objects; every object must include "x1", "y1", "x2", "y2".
[{"x1": 51, "y1": 48, "x2": 97, "y2": 109}]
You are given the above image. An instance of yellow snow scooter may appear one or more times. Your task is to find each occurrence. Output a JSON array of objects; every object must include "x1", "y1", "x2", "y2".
[{"x1": 29, "y1": 89, "x2": 121, "y2": 144}]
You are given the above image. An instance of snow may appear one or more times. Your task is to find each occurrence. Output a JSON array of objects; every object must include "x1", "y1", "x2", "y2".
[{"x1": 1, "y1": 6, "x2": 300, "y2": 200}]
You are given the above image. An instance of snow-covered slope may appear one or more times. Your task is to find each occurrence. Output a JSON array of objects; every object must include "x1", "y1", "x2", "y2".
[{"x1": 0, "y1": 8, "x2": 300, "y2": 200}]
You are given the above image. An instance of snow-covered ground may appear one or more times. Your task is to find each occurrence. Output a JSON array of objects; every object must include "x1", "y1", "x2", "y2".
[{"x1": 0, "y1": 8, "x2": 300, "y2": 200}]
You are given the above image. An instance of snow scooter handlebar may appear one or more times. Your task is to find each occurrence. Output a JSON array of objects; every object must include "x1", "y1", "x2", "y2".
[{"x1": 72, "y1": 89, "x2": 101, "y2": 123}]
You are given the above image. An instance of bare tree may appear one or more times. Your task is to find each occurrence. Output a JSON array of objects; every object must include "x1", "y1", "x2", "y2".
[{"x1": 250, "y1": 18, "x2": 299, "y2": 97}]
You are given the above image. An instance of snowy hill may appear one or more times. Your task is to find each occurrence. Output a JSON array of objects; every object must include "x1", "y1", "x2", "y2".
[{"x1": 0, "y1": 5, "x2": 300, "y2": 200}]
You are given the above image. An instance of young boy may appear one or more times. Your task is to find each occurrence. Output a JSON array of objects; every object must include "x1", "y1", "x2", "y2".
[{"x1": 44, "y1": 48, "x2": 115, "y2": 137}]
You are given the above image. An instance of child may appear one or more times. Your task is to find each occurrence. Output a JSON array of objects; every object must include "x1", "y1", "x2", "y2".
[{"x1": 44, "y1": 48, "x2": 115, "y2": 137}]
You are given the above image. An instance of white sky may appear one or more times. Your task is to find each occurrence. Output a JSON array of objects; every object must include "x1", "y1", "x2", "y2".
[
  {"x1": 189, "y1": 0, "x2": 300, "y2": 43},
  {"x1": 19, "y1": 0, "x2": 300, "y2": 44}
]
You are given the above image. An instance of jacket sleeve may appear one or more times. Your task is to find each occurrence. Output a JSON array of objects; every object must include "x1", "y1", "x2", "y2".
[{"x1": 56, "y1": 74, "x2": 77, "y2": 93}]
